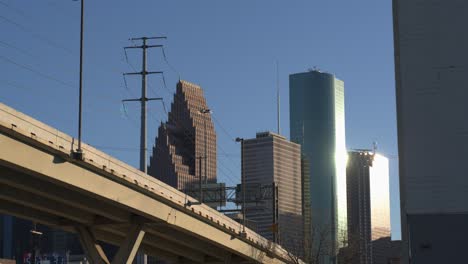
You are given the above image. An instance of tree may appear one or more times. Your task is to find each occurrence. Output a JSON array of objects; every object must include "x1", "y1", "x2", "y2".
[
  {"x1": 336, "y1": 230, "x2": 360, "y2": 264},
  {"x1": 282, "y1": 224, "x2": 332, "y2": 264},
  {"x1": 283, "y1": 225, "x2": 361, "y2": 264}
]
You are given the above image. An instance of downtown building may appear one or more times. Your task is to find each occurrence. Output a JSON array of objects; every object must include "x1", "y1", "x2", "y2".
[
  {"x1": 289, "y1": 70, "x2": 347, "y2": 264},
  {"x1": 345, "y1": 150, "x2": 391, "y2": 264},
  {"x1": 393, "y1": 1, "x2": 468, "y2": 263},
  {"x1": 0, "y1": 215, "x2": 84, "y2": 263},
  {"x1": 148, "y1": 80, "x2": 217, "y2": 194},
  {"x1": 242, "y1": 132, "x2": 303, "y2": 257}
]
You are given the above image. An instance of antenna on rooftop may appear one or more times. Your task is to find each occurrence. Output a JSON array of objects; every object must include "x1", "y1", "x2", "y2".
[
  {"x1": 276, "y1": 60, "x2": 280, "y2": 135},
  {"x1": 372, "y1": 141, "x2": 378, "y2": 160}
]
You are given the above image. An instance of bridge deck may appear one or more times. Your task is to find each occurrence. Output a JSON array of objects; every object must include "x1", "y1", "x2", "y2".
[{"x1": 0, "y1": 103, "x2": 300, "y2": 264}]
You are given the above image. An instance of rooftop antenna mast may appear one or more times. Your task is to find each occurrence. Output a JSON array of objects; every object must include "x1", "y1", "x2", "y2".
[
  {"x1": 276, "y1": 61, "x2": 280, "y2": 135},
  {"x1": 372, "y1": 141, "x2": 378, "y2": 161}
]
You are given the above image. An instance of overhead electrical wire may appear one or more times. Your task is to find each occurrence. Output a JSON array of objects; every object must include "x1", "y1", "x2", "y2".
[
  {"x1": 0, "y1": 55, "x2": 74, "y2": 88},
  {"x1": 0, "y1": 15, "x2": 74, "y2": 55}
]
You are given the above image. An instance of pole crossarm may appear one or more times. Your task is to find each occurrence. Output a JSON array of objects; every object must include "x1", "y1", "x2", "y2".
[
  {"x1": 123, "y1": 71, "x2": 163, "y2": 75},
  {"x1": 122, "y1": 98, "x2": 163, "y2": 102},
  {"x1": 124, "y1": 45, "x2": 163, "y2": 49},
  {"x1": 130, "y1": 36, "x2": 167, "y2": 41}
]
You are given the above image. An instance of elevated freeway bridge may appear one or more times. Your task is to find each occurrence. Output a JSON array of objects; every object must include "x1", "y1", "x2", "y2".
[{"x1": 0, "y1": 103, "x2": 302, "y2": 264}]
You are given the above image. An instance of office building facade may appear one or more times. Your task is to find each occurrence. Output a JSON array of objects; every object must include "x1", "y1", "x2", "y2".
[
  {"x1": 243, "y1": 132, "x2": 302, "y2": 256},
  {"x1": 346, "y1": 151, "x2": 391, "y2": 264},
  {"x1": 393, "y1": 1, "x2": 468, "y2": 263},
  {"x1": 290, "y1": 70, "x2": 347, "y2": 264},
  {"x1": 148, "y1": 80, "x2": 217, "y2": 192}
]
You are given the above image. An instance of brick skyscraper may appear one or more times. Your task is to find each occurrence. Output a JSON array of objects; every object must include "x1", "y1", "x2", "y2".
[{"x1": 148, "y1": 80, "x2": 217, "y2": 191}]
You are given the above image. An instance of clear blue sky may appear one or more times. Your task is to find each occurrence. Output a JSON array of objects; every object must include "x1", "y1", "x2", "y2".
[{"x1": 0, "y1": 0, "x2": 400, "y2": 239}]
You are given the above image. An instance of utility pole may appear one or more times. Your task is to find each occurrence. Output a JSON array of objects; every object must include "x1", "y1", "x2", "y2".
[
  {"x1": 123, "y1": 37, "x2": 165, "y2": 264},
  {"x1": 123, "y1": 36, "x2": 165, "y2": 173}
]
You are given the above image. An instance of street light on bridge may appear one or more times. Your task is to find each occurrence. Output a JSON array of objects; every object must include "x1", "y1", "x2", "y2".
[{"x1": 235, "y1": 137, "x2": 247, "y2": 237}]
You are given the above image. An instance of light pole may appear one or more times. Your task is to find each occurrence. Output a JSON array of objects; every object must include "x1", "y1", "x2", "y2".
[
  {"x1": 235, "y1": 137, "x2": 247, "y2": 236},
  {"x1": 72, "y1": 0, "x2": 84, "y2": 160},
  {"x1": 30, "y1": 223, "x2": 43, "y2": 264},
  {"x1": 199, "y1": 109, "x2": 211, "y2": 183},
  {"x1": 196, "y1": 108, "x2": 211, "y2": 204}
]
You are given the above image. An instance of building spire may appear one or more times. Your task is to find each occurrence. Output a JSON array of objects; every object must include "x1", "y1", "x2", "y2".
[{"x1": 276, "y1": 60, "x2": 280, "y2": 135}]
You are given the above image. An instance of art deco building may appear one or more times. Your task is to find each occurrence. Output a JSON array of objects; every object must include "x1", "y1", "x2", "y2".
[
  {"x1": 346, "y1": 150, "x2": 390, "y2": 264},
  {"x1": 242, "y1": 132, "x2": 302, "y2": 256},
  {"x1": 393, "y1": 1, "x2": 468, "y2": 263},
  {"x1": 290, "y1": 70, "x2": 347, "y2": 264},
  {"x1": 148, "y1": 80, "x2": 217, "y2": 192}
]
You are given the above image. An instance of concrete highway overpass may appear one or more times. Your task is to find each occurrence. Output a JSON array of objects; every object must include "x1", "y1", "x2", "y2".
[{"x1": 0, "y1": 103, "x2": 301, "y2": 264}]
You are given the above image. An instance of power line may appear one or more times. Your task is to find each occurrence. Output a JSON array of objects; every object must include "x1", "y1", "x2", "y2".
[
  {"x1": 153, "y1": 51, "x2": 241, "y2": 172},
  {"x1": 0, "y1": 15, "x2": 74, "y2": 55},
  {"x1": 0, "y1": 1, "x2": 28, "y2": 19},
  {"x1": 122, "y1": 36, "x2": 165, "y2": 174},
  {"x1": 123, "y1": 48, "x2": 168, "y2": 119},
  {"x1": 155, "y1": 70, "x2": 239, "y2": 183},
  {"x1": 212, "y1": 114, "x2": 237, "y2": 143},
  {"x1": 161, "y1": 46, "x2": 180, "y2": 80},
  {"x1": 123, "y1": 46, "x2": 241, "y2": 186},
  {"x1": 0, "y1": 55, "x2": 74, "y2": 88},
  {"x1": 0, "y1": 40, "x2": 38, "y2": 59}
]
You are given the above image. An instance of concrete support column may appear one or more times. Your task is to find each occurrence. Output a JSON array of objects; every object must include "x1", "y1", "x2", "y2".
[
  {"x1": 224, "y1": 253, "x2": 232, "y2": 264},
  {"x1": 111, "y1": 223, "x2": 146, "y2": 264},
  {"x1": 76, "y1": 226, "x2": 110, "y2": 264}
]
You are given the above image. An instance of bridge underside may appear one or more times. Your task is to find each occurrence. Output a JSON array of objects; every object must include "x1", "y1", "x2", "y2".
[
  {"x1": 0, "y1": 166, "x2": 242, "y2": 263},
  {"x1": 0, "y1": 132, "x2": 283, "y2": 264}
]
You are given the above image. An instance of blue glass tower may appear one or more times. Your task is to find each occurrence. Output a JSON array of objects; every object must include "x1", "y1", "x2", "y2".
[{"x1": 290, "y1": 70, "x2": 347, "y2": 264}]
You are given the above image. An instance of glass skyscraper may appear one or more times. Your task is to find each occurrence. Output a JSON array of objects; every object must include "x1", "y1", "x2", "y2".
[
  {"x1": 346, "y1": 151, "x2": 391, "y2": 264},
  {"x1": 290, "y1": 70, "x2": 347, "y2": 264}
]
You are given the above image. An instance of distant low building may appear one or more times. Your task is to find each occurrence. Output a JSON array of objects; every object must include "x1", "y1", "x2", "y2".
[
  {"x1": 338, "y1": 237, "x2": 401, "y2": 264},
  {"x1": 1, "y1": 214, "x2": 90, "y2": 264},
  {"x1": 371, "y1": 237, "x2": 402, "y2": 264}
]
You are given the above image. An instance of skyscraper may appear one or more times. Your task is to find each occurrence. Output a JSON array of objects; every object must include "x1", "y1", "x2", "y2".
[
  {"x1": 289, "y1": 70, "x2": 347, "y2": 264},
  {"x1": 393, "y1": 1, "x2": 468, "y2": 263},
  {"x1": 346, "y1": 150, "x2": 391, "y2": 264},
  {"x1": 242, "y1": 132, "x2": 302, "y2": 256},
  {"x1": 148, "y1": 80, "x2": 217, "y2": 193}
]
